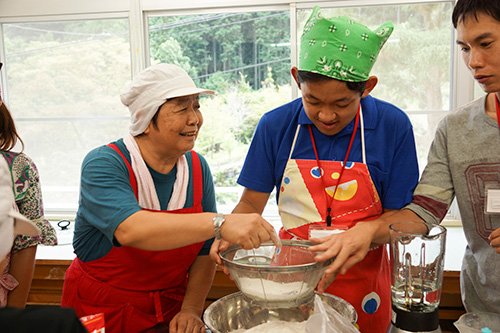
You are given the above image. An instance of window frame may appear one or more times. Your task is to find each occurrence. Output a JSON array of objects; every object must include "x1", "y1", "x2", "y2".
[{"x1": 0, "y1": 12, "x2": 133, "y2": 219}]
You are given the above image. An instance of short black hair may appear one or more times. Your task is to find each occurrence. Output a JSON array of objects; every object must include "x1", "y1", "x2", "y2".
[
  {"x1": 296, "y1": 70, "x2": 367, "y2": 96},
  {"x1": 452, "y1": 0, "x2": 500, "y2": 28}
]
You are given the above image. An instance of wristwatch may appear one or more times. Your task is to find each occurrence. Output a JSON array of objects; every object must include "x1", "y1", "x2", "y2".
[{"x1": 213, "y1": 213, "x2": 225, "y2": 240}]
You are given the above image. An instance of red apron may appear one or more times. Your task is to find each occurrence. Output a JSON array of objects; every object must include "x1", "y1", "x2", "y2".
[
  {"x1": 62, "y1": 146, "x2": 205, "y2": 333},
  {"x1": 278, "y1": 107, "x2": 391, "y2": 333}
]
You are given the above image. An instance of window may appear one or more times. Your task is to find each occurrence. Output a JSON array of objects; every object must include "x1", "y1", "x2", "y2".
[
  {"x1": 147, "y1": 10, "x2": 291, "y2": 221},
  {"x1": 3, "y1": 18, "x2": 131, "y2": 215},
  {"x1": 0, "y1": 0, "x2": 471, "y2": 227},
  {"x1": 298, "y1": 2, "x2": 453, "y2": 171},
  {"x1": 145, "y1": 2, "x2": 455, "y2": 228},
  {"x1": 474, "y1": 81, "x2": 484, "y2": 100}
]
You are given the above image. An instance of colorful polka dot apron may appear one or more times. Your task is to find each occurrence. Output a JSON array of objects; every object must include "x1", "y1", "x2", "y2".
[{"x1": 278, "y1": 106, "x2": 391, "y2": 332}]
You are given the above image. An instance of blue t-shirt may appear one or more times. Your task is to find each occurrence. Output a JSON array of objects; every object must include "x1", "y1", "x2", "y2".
[
  {"x1": 238, "y1": 96, "x2": 419, "y2": 209},
  {"x1": 73, "y1": 139, "x2": 216, "y2": 262}
]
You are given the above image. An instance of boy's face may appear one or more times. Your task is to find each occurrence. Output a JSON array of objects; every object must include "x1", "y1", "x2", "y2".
[
  {"x1": 299, "y1": 78, "x2": 361, "y2": 136},
  {"x1": 456, "y1": 12, "x2": 500, "y2": 94},
  {"x1": 291, "y1": 67, "x2": 376, "y2": 136}
]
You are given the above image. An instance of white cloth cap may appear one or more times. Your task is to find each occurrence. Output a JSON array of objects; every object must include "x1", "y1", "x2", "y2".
[
  {"x1": 0, "y1": 158, "x2": 40, "y2": 261},
  {"x1": 121, "y1": 63, "x2": 215, "y2": 136}
]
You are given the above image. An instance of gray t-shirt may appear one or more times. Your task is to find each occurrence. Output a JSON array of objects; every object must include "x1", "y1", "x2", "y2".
[{"x1": 405, "y1": 95, "x2": 500, "y2": 313}]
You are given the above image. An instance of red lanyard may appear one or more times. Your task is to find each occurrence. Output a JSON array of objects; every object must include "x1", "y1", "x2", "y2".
[
  {"x1": 308, "y1": 104, "x2": 360, "y2": 226},
  {"x1": 495, "y1": 94, "x2": 500, "y2": 129}
]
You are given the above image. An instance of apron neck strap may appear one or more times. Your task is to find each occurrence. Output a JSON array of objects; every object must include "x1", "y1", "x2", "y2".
[
  {"x1": 309, "y1": 104, "x2": 361, "y2": 165},
  {"x1": 359, "y1": 105, "x2": 366, "y2": 164},
  {"x1": 288, "y1": 125, "x2": 302, "y2": 160},
  {"x1": 289, "y1": 105, "x2": 366, "y2": 162}
]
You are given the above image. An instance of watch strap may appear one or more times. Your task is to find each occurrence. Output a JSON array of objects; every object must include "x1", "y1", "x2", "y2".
[{"x1": 213, "y1": 213, "x2": 225, "y2": 240}]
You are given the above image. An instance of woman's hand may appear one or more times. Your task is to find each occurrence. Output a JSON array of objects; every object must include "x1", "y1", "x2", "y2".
[
  {"x1": 209, "y1": 214, "x2": 281, "y2": 275},
  {"x1": 221, "y1": 213, "x2": 281, "y2": 250},
  {"x1": 169, "y1": 307, "x2": 205, "y2": 333},
  {"x1": 209, "y1": 239, "x2": 230, "y2": 275}
]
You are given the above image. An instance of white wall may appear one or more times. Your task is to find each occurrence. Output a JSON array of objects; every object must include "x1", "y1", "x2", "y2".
[
  {"x1": 0, "y1": 0, "x2": 450, "y2": 17},
  {"x1": 0, "y1": 0, "x2": 129, "y2": 18}
]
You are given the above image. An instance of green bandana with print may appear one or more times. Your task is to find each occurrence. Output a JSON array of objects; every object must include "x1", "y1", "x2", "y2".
[{"x1": 299, "y1": 6, "x2": 394, "y2": 82}]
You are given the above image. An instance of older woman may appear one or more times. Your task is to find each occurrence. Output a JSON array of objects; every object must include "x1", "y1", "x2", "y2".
[{"x1": 61, "y1": 64, "x2": 278, "y2": 333}]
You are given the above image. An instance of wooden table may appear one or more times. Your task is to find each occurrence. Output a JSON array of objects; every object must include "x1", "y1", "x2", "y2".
[
  {"x1": 29, "y1": 225, "x2": 468, "y2": 331},
  {"x1": 28, "y1": 260, "x2": 464, "y2": 318}
]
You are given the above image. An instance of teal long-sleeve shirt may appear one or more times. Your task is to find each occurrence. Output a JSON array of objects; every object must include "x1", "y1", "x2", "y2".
[{"x1": 73, "y1": 139, "x2": 216, "y2": 262}]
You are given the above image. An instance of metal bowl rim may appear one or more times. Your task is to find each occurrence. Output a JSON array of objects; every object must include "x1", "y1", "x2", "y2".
[
  {"x1": 219, "y1": 239, "x2": 332, "y2": 271},
  {"x1": 203, "y1": 291, "x2": 358, "y2": 329}
]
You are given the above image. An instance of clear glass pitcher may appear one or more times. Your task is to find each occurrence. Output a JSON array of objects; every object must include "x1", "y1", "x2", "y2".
[{"x1": 389, "y1": 221, "x2": 447, "y2": 313}]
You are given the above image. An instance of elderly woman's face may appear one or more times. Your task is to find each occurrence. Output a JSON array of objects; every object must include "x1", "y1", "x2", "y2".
[{"x1": 146, "y1": 94, "x2": 203, "y2": 156}]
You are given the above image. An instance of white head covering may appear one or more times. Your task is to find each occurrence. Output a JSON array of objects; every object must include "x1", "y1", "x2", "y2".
[
  {"x1": 120, "y1": 63, "x2": 215, "y2": 136},
  {"x1": 0, "y1": 158, "x2": 40, "y2": 261}
]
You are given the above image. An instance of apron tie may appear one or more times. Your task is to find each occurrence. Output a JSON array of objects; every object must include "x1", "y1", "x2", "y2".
[
  {"x1": 149, "y1": 288, "x2": 186, "y2": 323},
  {"x1": 150, "y1": 291, "x2": 164, "y2": 323}
]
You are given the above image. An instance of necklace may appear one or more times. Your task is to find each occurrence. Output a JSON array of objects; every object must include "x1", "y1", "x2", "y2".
[
  {"x1": 308, "y1": 104, "x2": 360, "y2": 226},
  {"x1": 495, "y1": 93, "x2": 500, "y2": 129}
]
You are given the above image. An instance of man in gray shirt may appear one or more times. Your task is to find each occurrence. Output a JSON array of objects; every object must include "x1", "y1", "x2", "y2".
[{"x1": 310, "y1": 0, "x2": 500, "y2": 315}]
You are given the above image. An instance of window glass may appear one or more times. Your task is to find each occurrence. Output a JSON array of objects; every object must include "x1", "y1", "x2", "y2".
[
  {"x1": 148, "y1": 11, "x2": 291, "y2": 216},
  {"x1": 474, "y1": 81, "x2": 485, "y2": 100},
  {"x1": 298, "y1": 3, "x2": 453, "y2": 171},
  {"x1": 3, "y1": 19, "x2": 131, "y2": 213},
  {"x1": 0, "y1": 3, "x2": 456, "y2": 219}
]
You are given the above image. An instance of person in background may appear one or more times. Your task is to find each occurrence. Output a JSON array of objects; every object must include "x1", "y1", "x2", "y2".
[
  {"x1": 311, "y1": 0, "x2": 500, "y2": 317},
  {"x1": 212, "y1": 6, "x2": 419, "y2": 332},
  {"x1": 61, "y1": 63, "x2": 279, "y2": 333},
  {"x1": 0, "y1": 157, "x2": 86, "y2": 333},
  {"x1": 0, "y1": 74, "x2": 58, "y2": 308}
]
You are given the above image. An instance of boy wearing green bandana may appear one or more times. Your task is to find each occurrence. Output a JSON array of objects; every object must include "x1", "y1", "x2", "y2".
[
  {"x1": 328, "y1": 0, "x2": 500, "y2": 318},
  {"x1": 211, "y1": 6, "x2": 419, "y2": 332}
]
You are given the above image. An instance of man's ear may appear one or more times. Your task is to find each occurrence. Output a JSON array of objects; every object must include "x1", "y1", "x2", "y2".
[
  {"x1": 291, "y1": 66, "x2": 301, "y2": 89},
  {"x1": 361, "y1": 76, "x2": 378, "y2": 98}
]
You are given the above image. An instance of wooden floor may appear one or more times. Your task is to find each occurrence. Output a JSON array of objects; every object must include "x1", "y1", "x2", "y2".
[{"x1": 28, "y1": 260, "x2": 465, "y2": 331}]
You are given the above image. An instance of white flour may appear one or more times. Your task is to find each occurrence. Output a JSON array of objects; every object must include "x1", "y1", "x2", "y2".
[
  {"x1": 230, "y1": 320, "x2": 306, "y2": 333},
  {"x1": 237, "y1": 277, "x2": 309, "y2": 301}
]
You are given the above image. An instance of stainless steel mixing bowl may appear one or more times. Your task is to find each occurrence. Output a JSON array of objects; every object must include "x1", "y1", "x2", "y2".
[
  {"x1": 203, "y1": 291, "x2": 357, "y2": 333},
  {"x1": 219, "y1": 239, "x2": 333, "y2": 307}
]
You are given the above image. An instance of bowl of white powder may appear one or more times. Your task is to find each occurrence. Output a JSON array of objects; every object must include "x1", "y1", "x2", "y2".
[
  {"x1": 203, "y1": 291, "x2": 357, "y2": 333},
  {"x1": 219, "y1": 239, "x2": 333, "y2": 308}
]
